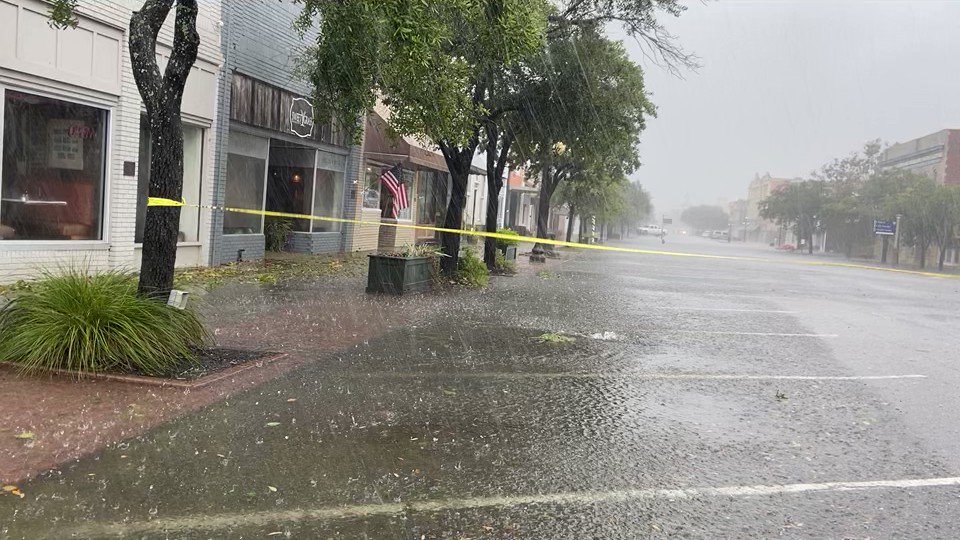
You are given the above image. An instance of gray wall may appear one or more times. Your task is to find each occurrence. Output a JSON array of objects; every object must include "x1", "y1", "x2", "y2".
[{"x1": 210, "y1": 1, "x2": 356, "y2": 265}]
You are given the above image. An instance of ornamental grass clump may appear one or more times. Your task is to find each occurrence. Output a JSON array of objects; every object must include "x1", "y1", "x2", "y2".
[{"x1": 0, "y1": 269, "x2": 207, "y2": 376}]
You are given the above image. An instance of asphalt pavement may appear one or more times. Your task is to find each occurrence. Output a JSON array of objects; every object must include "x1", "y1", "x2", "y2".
[{"x1": 3, "y1": 234, "x2": 960, "y2": 538}]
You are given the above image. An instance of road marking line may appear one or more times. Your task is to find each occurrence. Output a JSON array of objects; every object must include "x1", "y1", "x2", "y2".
[
  {"x1": 675, "y1": 331, "x2": 839, "y2": 338},
  {"x1": 337, "y1": 372, "x2": 925, "y2": 381},
  {"x1": 654, "y1": 307, "x2": 798, "y2": 314},
  {"x1": 66, "y1": 476, "x2": 960, "y2": 536}
]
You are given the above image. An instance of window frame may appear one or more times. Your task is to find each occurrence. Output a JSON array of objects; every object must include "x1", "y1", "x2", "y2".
[
  {"x1": 309, "y1": 148, "x2": 349, "y2": 233},
  {"x1": 222, "y1": 128, "x2": 270, "y2": 236},
  {"x1": 0, "y1": 85, "x2": 113, "y2": 247},
  {"x1": 134, "y1": 117, "x2": 205, "y2": 246}
]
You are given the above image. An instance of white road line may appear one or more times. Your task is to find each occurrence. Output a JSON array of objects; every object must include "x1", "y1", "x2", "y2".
[
  {"x1": 654, "y1": 307, "x2": 798, "y2": 314},
  {"x1": 340, "y1": 372, "x2": 925, "y2": 381},
  {"x1": 675, "y1": 331, "x2": 839, "y2": 338},
  {"x1": 67, "y1": 476, "x2": 960, "y2": 536}
]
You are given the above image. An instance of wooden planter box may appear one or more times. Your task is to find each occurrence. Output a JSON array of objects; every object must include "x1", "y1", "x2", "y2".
[{"x1": 366, "y1": 255, "x2": 434, "y2": 295}]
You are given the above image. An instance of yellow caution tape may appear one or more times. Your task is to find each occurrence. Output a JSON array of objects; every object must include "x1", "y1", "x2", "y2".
[{"x1": 147, "y1": 197, "x2": 960, "y2": 279}]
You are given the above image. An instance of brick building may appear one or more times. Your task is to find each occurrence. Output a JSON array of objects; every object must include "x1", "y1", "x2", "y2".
[
  {"x1": 878, "y1": 129, "x2": 960, "y2": 185},
  {"x1": 744, "y1": 173, "x2": 797, "y2": 244}
]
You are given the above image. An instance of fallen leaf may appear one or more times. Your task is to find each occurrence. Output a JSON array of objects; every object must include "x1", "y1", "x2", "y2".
[
  {"x1": 14, "y1": 431, "x2": 34, "y2": 440},
  {"x1": 267, "y1": 485, "x2": 278, "y2": 492},
  {"x1": 442, "y1": 389, "x2": 457, "y2": 396},
  {"x1": 266, "y1": 532, "x2": 283, "y2": 536},
  {"x1": 2, "y1": 485, "x2": 25, "y2": 499},
  {"x1": 287, "y1": 398, "x2": 297, "y2": 403},
  {"x1": 265, "y1": 422, "x2": 281, "y2": 427}
]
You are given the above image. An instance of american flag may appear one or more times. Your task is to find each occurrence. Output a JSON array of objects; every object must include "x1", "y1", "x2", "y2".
[{"x1": 379, "y1": 163, "x2": 408, "y2": 218}]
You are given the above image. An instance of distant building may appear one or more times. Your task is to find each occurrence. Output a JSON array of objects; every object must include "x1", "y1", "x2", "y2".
[
  {"x1": 745, "y1": 173, "x2": 798, "y2": 244},
  {"x1": 878, "y1": 129, "x2": 960, "y2": 266},
  {"x1": 878, "y1": 129, "x2": 960, "y2": 185},
  {"x1": 728, "y1": 199, "x2": 748, "y2": 240}
]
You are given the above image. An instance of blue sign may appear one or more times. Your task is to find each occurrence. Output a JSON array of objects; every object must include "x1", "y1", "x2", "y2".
[{"x1": 874, "y1": 220, "x2": 897, "y2": 236}]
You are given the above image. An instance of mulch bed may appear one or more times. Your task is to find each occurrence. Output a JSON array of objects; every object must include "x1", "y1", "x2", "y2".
[{"x1": 125, "y1": 348, "x2": 276, "y2": 380}]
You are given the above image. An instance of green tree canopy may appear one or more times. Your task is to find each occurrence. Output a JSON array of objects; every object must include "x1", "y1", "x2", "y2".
[
  {"x1": 299, "y1": 0, "x2": 547, "y2": 272},
  {"x1": 680, "y1": 205, "x2": 729, "y2": 232},
  {"x1": 510, "y1": 25, "x2": 654, "y2": 238}
]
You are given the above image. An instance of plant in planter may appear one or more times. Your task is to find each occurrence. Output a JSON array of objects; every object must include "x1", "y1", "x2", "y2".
[
  {"x1": 456, "y1": 249, "x2": 489, "y2": 288},
  {"x1": 495, "y1": 228, "x2": 520, "y2": 262},
  {"x1": 366, "y1": 243, "x2": 445, "y2": 295},
  {"x1": 264, "y1": 218, "x2": 293, "y2": 252},
  {"x1": 0, "y1": 269, "x2": 207, "y2": 376}
]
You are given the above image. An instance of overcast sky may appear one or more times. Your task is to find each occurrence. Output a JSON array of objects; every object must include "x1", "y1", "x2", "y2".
[{"x1": 618, "y1": 0, "x2": 960, "y2": 216}]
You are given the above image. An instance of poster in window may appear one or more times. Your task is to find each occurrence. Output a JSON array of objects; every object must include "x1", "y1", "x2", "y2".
[{"x1": 47, "y1": 119, "x2": 90, "y2": 170}]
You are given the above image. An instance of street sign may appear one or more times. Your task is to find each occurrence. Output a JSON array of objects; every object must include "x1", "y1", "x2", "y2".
[
  {"x1": 662, "y1": 217, "x2": 673, "y2": 225},
  {"x1": 874, "y1": 219, "x2": 896, "y2": 236}
]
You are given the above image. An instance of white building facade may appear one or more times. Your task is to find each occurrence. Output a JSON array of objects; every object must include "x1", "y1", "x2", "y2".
[{"x1": 0, "y1": 0, "x2": 222, "y2": 283}]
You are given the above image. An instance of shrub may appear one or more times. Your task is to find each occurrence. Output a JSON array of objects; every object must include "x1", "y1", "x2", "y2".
[
  {"x1": 494, "y1": 249, "x2": 516, "y2": 273},
  {"x1": 456, "y1": 249, "x2": 489, "y2": 288},
  {"x1": 0, "y1": 270, "x2": 207, "y2": 376},
  {"x1": 264, "y1": 218, "x2": 292, "y2": 252},
  {"x1": 495, "y1": 228, "x2": 521, "y2": 251}
]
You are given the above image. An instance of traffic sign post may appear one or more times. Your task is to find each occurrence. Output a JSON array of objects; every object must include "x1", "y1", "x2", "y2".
[
  {"x1": 874, "y1": 219, "x2": 897, "y2": 264},
  {"x1": 873, "y1": 220, "x2": 897, "y2": 236}
]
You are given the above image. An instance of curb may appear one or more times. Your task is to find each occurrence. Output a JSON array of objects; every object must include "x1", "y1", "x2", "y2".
[{"x1": 0, "y1": 352, "x2": 289, "y2": 390}]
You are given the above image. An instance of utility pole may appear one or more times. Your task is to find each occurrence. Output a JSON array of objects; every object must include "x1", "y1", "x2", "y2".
[{"x1": 893, "y1": 213, "x2": 903, "y2": 266}]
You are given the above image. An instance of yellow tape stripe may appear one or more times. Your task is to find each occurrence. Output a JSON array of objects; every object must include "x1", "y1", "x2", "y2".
[{"x1": 147, "y1": 197, "x2": 960, "y2": 279}]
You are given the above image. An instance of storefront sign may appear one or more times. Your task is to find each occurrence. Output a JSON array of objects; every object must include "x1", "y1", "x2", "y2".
[
  {"x1": 289, "y1": 98, "x2": 315, "y2": 138},
  {"x1": 47, "y1": 119, "x2": 86, "y2": 170}
]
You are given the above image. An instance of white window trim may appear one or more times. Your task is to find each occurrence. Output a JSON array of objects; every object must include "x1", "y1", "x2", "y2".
[
  {"x1": 0, "y1": 84, "x2": 114, "y2": 246},
  {"x1": 134, "y1": 121, "x2": 206, "y2": 246}
]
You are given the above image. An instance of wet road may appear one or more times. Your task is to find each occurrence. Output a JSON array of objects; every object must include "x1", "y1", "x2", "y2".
[{"x1": 4, "y1": 235, "x2": 960, "y2": 538}]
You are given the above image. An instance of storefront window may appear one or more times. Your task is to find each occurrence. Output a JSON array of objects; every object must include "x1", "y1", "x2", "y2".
[
  {"x1": 312, "y1": 151, "x2": 346, "y2": 232},
  {"x1": 266, "y1": 141, "x2": 315, "y2": 232},
  {"x1": 135, "y1": 119, "x2": 203, "y2": 243},
  {"x1": 223, "y1": 132, "x2": 267, "y2": 235},
  {"x1": 365, "y1": 163, "x2": 412, "y2": 220},
  {"x1": 362, "y1": 166, "x2": 381, "y2": 211},
  {"x1": 0, "y1": 90, "x2": 107, "y2": 241},
  {"x1": 417, "y1": 169, "x2": 449, "y2": 225}
]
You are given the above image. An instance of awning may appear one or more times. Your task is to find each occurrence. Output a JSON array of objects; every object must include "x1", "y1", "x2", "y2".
[{"x1": 364, "y1": 111, "x2": 448, "y2": 172}]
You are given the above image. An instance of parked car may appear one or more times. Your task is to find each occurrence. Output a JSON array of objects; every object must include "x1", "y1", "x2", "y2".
[
  {"x1": 639, "y1": 225, "x2": 664, "y2": 236},
  {"x1": 701, "y1": 230, "x2": 713, "y2": 238}
]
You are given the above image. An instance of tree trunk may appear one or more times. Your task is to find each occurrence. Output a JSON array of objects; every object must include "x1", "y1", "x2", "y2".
[
  {"x1": 919, "y1": 240, "x2": 927, "y2": 268},
  {"x1": 139, "y1": 110, "x2": 184, "y2": 297},
  {"x1": 483, "y1": 122, "x2": 511, "y2": 269},
  {"x1": 536, "y1": 182, "x2": 552, "y2": 239},
  {"x1": 437, "y1": 138, "x2": 480, "y2": 276},
  {"x1": 565, "y1": 205, "x2": 576, "y2": 242},
  {"x1": 440, "y1": 166, "x2": 469, "y2": 275},
  {"x1": 483, "y1": 178, "x2": 501, "y2": 270},
  {"x1": 130, "y1": 0, "x2": 200, "y2": 297}
]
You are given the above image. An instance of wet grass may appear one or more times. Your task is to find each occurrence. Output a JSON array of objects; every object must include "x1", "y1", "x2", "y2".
[{"x1": 174, "y1": 252, "x2": 370, "y2": 290}]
